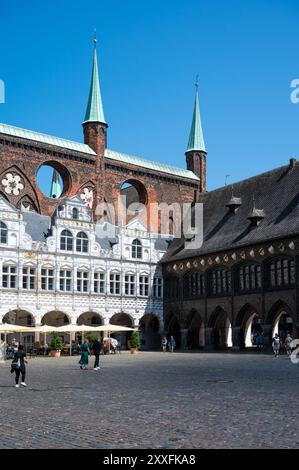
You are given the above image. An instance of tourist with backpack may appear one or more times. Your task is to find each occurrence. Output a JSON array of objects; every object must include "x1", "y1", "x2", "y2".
[{"x1": 11, "y1": 344, "x2": 28, "y2": 388}]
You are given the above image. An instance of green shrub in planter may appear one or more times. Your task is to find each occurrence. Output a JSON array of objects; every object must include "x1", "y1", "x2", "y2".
[
  {"x1": 130, "y1": 331, "x2": 141, "y2": 349},
  {"x1": 87, "y1": 333, "x2": 100, "y2": 343},
  {"x1": 51, "y1": 332, "x2": 63, "y2": 350}
]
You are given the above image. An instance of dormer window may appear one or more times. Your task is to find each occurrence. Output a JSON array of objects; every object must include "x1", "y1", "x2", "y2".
[
  {"x1": 72, "y1": 207, "x2": 79, "y2": 220},
  {"x1": 226, "y1": 196, "x2": 242, "y2": 214},
  {"x1": 132, "y1": 239, "x2": 142, "y2": 259},
  {"x1": 0, "y1": 222, "x2": 8, "y2": 244},
  {"x1": 248, "y1": 197, "x2": 265, "y2": 227}
]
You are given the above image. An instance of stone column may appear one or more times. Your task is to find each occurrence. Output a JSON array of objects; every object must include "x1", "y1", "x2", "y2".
[
  {"x1": 204, "y1": 327, "x2": 214, "y2": 351},
  {"x1": 180, "y1": 329, "x2": 188, "y2": 350},
  {"x1": 231, "y1": 326, "x2": 241, "y2": 350}
]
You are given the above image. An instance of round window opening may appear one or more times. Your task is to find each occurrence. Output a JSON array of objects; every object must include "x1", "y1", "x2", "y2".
[{"x1": 37, "y1": 162, "x2": 70, "y2": 199}]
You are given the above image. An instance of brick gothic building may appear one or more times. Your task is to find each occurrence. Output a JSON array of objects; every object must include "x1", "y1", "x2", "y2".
[
  {"x1": 0, "y1": 42, "x2": 201, "y2": 221},
  {"x1": 0, "y1": 40, "x2": 203, "y2": 348},
  {"x1": 161, "y1": 159, "x2": 299, "y2": 350}
]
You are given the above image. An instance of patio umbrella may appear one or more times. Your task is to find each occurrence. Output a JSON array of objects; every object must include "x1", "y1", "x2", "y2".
[
  {"x1": 0, "y1": 323, "x2": 32, "y2": 332},
  {"x1": 95, "y1": 324, "x2": 136, "y2": 332},
  {"x1": 95, "y1": 324, "x2": 136, "y2": 353},
  {"x1": 29, "y1": 325, "x2": 60, "y2": 355},
  {"x1": 0, "y1": 323, "x2": 32, "y2": 360},
  {"x1": 56, "y1": 324, "x2": 100, "y2": 356}
]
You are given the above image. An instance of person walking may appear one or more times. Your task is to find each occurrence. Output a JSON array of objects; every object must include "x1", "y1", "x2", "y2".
[
  {"x1": 169, "y1": 336, "x2": 176, "y2": 353},
  {"x1": 161, "y1": 336, "x2": 167, "y2": 353},
  {"x1": 79, "y1": 339, "x2": 90, "y2": 370},
  {"x1": 284, "y1": 333, "x2": 293, "y2": 356},
  {"x1": 92, "y1": 338, "x2": 102, "y2": 370},
  {"x1": 11, "y1": 344, "x2": 28, "y2": 388},
  {"x1": 272, "y1": 333, "x2": 280, "y2": 358}
]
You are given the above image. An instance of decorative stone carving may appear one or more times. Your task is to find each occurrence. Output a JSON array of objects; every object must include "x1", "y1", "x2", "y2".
[
  {"x1": 80, "y1": 187, "x2": 94, "y2": 208},
  {"x1": 2, "y1": 173, "x2": 24, "y2": 196}
]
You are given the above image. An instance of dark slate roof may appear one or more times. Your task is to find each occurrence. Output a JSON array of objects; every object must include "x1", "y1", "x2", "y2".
[
  {"x1": 23, "y1": 212, "x2": 51, "y2": 241},
  {"x1": 161, "y1": 161, "x2": 299, "y2": 263},
  {"x1": 95, "y1": 236, "x2": 114, "y2": 250},
  {"x1": 154, "y1": 237, "x2": 172, "y2": 251}
]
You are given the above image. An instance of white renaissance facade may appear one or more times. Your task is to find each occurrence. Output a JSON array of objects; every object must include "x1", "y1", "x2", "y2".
[{"x1": 0, "y1": 196, "x2": 170, "y2": 350}]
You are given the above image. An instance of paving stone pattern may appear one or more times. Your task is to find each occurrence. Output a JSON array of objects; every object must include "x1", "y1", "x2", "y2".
[{"x1": 0, "y1": 352, "x2": 299, "y2": 449}]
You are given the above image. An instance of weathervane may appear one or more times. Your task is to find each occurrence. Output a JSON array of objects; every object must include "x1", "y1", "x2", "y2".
[
  {"x1": 93, "y1": 28, "x2": 97, "y2": 47},
  {"x1": 195, "y1": 74, "x2": 199, "y2": 91}
]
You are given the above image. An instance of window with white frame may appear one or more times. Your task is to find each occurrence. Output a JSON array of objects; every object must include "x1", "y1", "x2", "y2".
[
  {"x1": 2, "y1": 265, "x2": 17, "y2": 288},
  {"x1": 41, "y1": 268, "x2": 54, "y2": 291},
  {"x1": 77, "y1": 271, "x2": 89, "y2": 292},
  {"x1": 0, "y1": 222, "x2": 8, "y2": 244},
  {"x1": 94, "y1": 272, "x2": 105, "y2": 293},
  {"x1": 110, "y1": 273, "x2": 121, "y2": 295},
  {"x1": 60, "y1": 230, "x2": 73, "y2": 251},
  {"x1": 153, "y1": 277, "x2": 162, "y2": 298},
  {"x1": 76, "y1": 232, "x2": 88, "y2": 253},
  {"x1": 125, "y1": 274, "x2": 136, "y2": 296},
  {"x1": 22, "y1": 267, "x2": 36, "y2": 290},
  {"x1": 59, "y1": 270, "x2": 72, "y2": 291},
  {"x1": 139, "y1": 275, "x2": 149, "y2": 296},
  {"x1": 132, "y1": 239, "x2": 142, "y2": 259}
]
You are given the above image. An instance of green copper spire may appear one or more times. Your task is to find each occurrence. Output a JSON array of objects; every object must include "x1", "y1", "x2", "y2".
[
  {"x1": 83, "y1": 34, "x2": 106, "y2": 125},
  {"x1": 50, "y1": 169, "x2": 62, "y2": 198},
  {"x1": 186, "y1": 83, "x2": 206, "y2": 153}
]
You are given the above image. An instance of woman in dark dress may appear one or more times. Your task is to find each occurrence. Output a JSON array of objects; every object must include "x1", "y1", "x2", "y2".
[{"x1": 79, "y1": 340, "x2": 90, "y2": 370}]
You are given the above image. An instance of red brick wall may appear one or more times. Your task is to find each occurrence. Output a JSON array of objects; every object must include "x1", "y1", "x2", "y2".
[{"x1": 0, "y1": 132, "x2": 199, "y2": 229}]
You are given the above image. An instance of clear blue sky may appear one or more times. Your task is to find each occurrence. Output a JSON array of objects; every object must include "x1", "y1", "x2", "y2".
[{"x1": 0, "y1": 0, "x2": 298, "y2": 191}]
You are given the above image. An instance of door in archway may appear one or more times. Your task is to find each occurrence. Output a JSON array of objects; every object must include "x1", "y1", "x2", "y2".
[
  {"x1": 139, "y1": 315, "x2": 161, "y2": 350},
  {"x1": 110, "y1": 313, "x2": 133, "y2": 350}
]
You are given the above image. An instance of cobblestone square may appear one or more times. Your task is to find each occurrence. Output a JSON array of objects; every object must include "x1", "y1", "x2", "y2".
[{"x1": 1, "y1": 352, "x2": 299, "y2": 449}]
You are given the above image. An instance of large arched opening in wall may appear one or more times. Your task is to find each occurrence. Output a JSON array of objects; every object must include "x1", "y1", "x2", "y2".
[
  {"x1": 235, "y1": 304, "x2": 263, "y2": 349},
  {"x1": 77, "y1": 312, "x2": 103, "y2": 326},
  {"x1": 41, "y1": 311, "x2": 70, "y2": 344},
  {"x1": 209, "y1": 308, "x2": 232, "y2": 349},
  {"x1": 267, "y1": 301, "x2": 296, "y2": 344},
  {"x1": 186, "y1": 310, "x2": 205, "y2": 350},
  {"x1": 165, "y1": 314, "x2": 181, "y2": 349},
  {"x1": 119, "y1": 179, "x2": 147, "y2": 225},
  {"x1": 2, "y1": 310, "x2": 36, "y2": 352},
  {"x1": 110, "y1": 312, "x2": 133, "y2": 350},
  {"x1": 139, "y1": 314, "x2": 161, "y2": 350},
  {"x1": 36, "y1": 161, "x2": 72, "y2": 199}
]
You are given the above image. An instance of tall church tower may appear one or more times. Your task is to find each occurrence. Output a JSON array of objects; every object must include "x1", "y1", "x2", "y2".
[
  {"x1": 185, "y1": 83, "x2": 207, "y2": 193},
  {"x1": 82, "y1": 34, "x2": 107, "y2": 211}
]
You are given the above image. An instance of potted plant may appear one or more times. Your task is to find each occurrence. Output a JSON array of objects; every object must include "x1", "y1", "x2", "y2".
[
  {"x1": 87, "y1": 333, "x2": 100, "y2": 344},
  {"x1": 50, "y1": 331, "x2": 63, "y2": 357},
  {"x1": 130, "y1": 331, "x2": 141, "y2": 355}
]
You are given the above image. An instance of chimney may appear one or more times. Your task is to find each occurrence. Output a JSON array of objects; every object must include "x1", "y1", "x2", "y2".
[{"x1": 289, "y1": 158, "x2": 296, "y2": 169}]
